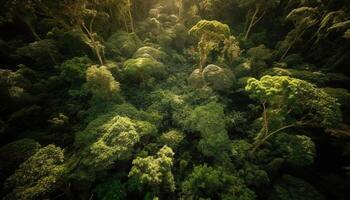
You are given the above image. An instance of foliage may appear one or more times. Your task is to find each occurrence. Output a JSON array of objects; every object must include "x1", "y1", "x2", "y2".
[
  {"x1": 75, "y1": 115, "x2": 155, "y2": 172},
  {"x1": 269, "y1": 175, "x2": 325, "y2": 200},
  {"x1": 185, "y1": 102, "x2": 231, "y2": 159},
  {"x1": 60, "y1": 56, "x2": 92, "y2": 84},
  {"x1": 189, "y1": 20, "x2": 231, "y2": 69},
  {"x1": 4, "y1": 145, "x2": 65, "y2": 200},
  {"x1": 158, "y1": 130, "x2": 184, "y2": 150},
  {"x1": 246, "y1": 75, "x2": 341, "y2": 128},
  {"x1": 123, "y1": 57, "x2": 167, "y2": 85},
  {"x1": 181, "y1": 164, "x2": 256, "y2": 199},
  {"x1": 1, "y1": 0, "x2": 350, "y2": 199},
  {"x1": 128, "y1": 145, "x2": 175, "y2": 193},
  {"x1": 95, "y1": 175, "x2": 127, "y2": 200},
  {"x1": 202, "y1": 64, "x2": 236, "y2": 91},
  {"x1": 264, "y1": 68, "x2": 328, "y2": 86},
  {"x1": 245, "y1": 75, "x2": 341, "y2": 152},
  {"x1": 133, "y1": 46, "x2": 169, "y2": 63},
  {"x1": 106, "y1": 31, "x2": 143, "y2": 59},
  {"x1": 86, "y1": 65, "x2": 120, "y2": 100},
  {"x1": 0, "y1": 139, "x2": 41, "y2": 181},
  {"x1": 272, "y1": 133, "x2": 315, "y2": 166}
]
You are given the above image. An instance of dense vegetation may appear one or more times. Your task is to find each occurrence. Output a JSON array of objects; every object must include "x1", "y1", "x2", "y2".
[{"x1": 1, "y1": 0, "x2": 350, "y2": 199}]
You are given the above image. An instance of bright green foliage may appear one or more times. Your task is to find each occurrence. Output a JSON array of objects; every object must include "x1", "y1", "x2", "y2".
[
  {"x1": 158, "y1": 130, "x2": 184, "y2": 150},
  {"x1": 246, "y1": 75, "x2": 341, "y2": 128},
  {"x1": 86, "y1": 65, "x2": 120, "y2": 100},
  {"x1": 203, "y1": 64, "x2": 236, "y2": 91},
  {"x1": 189, "y1": 20, "x2": 230, "y2": 69},
  {"x1": 186, "y1": 102, "x2": 231, "y2": 159},
  {"x1": 272, "y1": 133, "x2": 315, "y2": 166},
  {"x1": 95, "y1": 175, "x2": 127, "y2": 200},
  {"x1": 5, "y1": 145, "x2": 65, "y2": 200},
  {"x1": 60, "y1": 56, "x2": 92, "y2": 84},
  {"x1": 133, "y1": 46, "x2": 168, "y2": 63},
  {"x1": 189, "y1": 20, "x2": 231, "y2": 40},
  {"x1": 245, "y1": 75, "x2": 341, "y2": 152},
  {"x1": 270, "y1": 175, "x2": 325, "y2": 200},
  {"x1": 181, "y1": 164, "x2": 256, "y2": 199},
  {"x1": 76, "y1": 115, "x2": 155, "y2": 170},
  {"x1": 264, "y1": 68, "x2": 328, "y2": 86},
  {"x1": 106, "y1": 31, "x2": 143, "y2": 59},
  {"x1": 85, "y1": 102, "x2": 162, "y2": 126},
  {"x1": 123, "y1": 57, "x2": 167, "y2": 85},
  {"x1": 128, "y1": 145, "x2": 176, "y2": 193}
]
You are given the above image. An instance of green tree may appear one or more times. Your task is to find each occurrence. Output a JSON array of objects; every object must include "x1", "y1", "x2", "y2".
[
  {"x1": 279, "y1": 7, "x2": 319, "y2": 59},
  {"x1": 186, "y1": 102, "x2": 231, "y2": 160},
  {"x1": 236, "y1": 0, "x2": 280, "y2": 40},
  {"x1": 189, "y1": 20, "x2": 231, "y2": 70},
  {"x1": 128, "y1": 145, "x2": 176, "y2": 194},
  {"x1": 181, "y1": 164, "x2": 256, "y2": 199},
  {"x1": 75, "y1": 115, "x2": 155, "y2": 171},
  {"x1": 272, "y1": 133, "x2": 315, "y2": 167},
  {"x1": 4, "y1": 145, "x2": 66, "y2": 200},
  {"x1": 245, "y1": 75, "x2": 341, "y2": 153},
  {"x1": 86, "y1": 65, "x2": 120, "y2": 100}
]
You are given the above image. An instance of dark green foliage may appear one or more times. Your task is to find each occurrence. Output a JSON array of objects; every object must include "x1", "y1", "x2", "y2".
[
  {"x1": 0, "y1": 139, "x2": 41, "y2": 181},
  {"x1": 1, "y1": 0, "x2": 350, "y2": 199},
  {"x1": 16, "y1": 39, "x2": 60, "y2": 67},
  {"x1": 95, "y1": 175, "x2": 127, "y2": 200},
  {"x1": 185, "y1": 102, "x2": 231, "y2": 159},
  {"x1": 106, "y1": 31, "x2": 143, "y2": 59},
  {"x1": 269, "y1": 175, "x2": 325, "y2": 200},
  {"x1": 123, "y1": 57, "x2": 167, "y2": 85},
  {"x1": 59, "y1": 56, "x2": 92, "y2": 84},
  {"x1": 181, "y1": 164, "x2": 256, "y2": 199},
  {"x1": 272, "y1": 133, "x2": 315, "y2": 167}
]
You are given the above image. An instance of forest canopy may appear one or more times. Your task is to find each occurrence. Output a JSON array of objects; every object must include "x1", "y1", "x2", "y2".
[{"x1": 1, "y1": 0, "x2": 350, "y2": 199}]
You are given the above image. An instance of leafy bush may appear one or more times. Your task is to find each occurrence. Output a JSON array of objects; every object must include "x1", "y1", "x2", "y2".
[
  {"x1": 128, "y1": 146, "x2": 175, "y2": 193},
  {"x1": 181, "y1": 164, "x2": 256, "y2": 199},
  {"x1": 133, "y1": 46, "x2": 168, "y2": 62},
  {"x1": 60, "y1": 56, "x2": 92, "y2": 84},
  {"x1": 86, "y1": 65, "x2": 120, "y2": 100},
  {"x1": 4, "y1": 145, "x2": 65, "y2": 200},
  {"x1": 123, "y1": 57, "x2": 167, "y2": 85},
  {"x1": 106, "y1": 31, "x2": 143, "y2": 59}
]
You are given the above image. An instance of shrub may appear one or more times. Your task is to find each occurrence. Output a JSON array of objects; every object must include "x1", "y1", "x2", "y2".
[
  {"x1": 86, "y1": 65, "x2": 120, "y2": 100},
  {"x1": 106, "y1": 31, "x2": 143, "y2": 59}
]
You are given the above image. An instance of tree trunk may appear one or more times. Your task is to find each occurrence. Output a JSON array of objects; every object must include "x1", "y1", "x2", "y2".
[{"x1": 244, "y1": 5, "x2": 260, "y2": 40}]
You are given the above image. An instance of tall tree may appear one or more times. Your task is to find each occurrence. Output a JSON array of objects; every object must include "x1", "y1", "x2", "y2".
[
  {"x1": 245, "y1": 75, "x2": 342, "y2": 154},
  {"x1": 236, "y1": 0, "x2": 280, "y2": 40}
]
